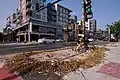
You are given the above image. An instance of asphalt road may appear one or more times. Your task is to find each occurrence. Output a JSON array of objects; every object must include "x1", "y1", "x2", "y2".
[
  {"x1": 0, "y1": 42, "x2": 76, "y2": 55},
  {"x1": 0, "y1": 40, "x2": 108, "y2": 55}
]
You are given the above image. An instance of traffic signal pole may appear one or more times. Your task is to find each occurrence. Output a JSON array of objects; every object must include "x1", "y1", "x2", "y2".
[
  {"x1": 82, "y1": 0, "x2": 88, "y2": 50},
  {"x1": 82, "y1": 0, "x2": 93, "y2": 50}
]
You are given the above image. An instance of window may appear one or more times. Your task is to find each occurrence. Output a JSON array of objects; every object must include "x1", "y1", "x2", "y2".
[
  {"x1": 63, "y1": 14, "x2": 66, "y2": 17},
  {"x1": 60, "y1": 13, "x2": 62, "y2": 16},
  {"x1": 66, "y1": 19, "x2": 68, "y2": 22},
  {"x1": 66, "y1": 14, "x2": 68, "y2": 18},
  {"x1": 42, "y1": 11, "x2": 45, "y2": 15},
  {"x1": 32, "y1": 13, "x2": 35, "y2": 18},
  {"x1": 63, "y1": 9, "x2": 65, "y2": 13},
  {"x1": 36, "y1": 3, "x2": 39, "y2": 10},
  {"x1": 42, "y1": 16, "x2": 45, "y2": 20},
  {"x1": 39, "y1": 2, "x2": 42, "y2": 6},
  {"x1": 60, "y1": 8, "x2": 62, "y2": 12},
  {"x1": 36, "y1": 14, "x2": 41, "y2": 19},
  {"x1": 60, "y1": 17, "x2": 62, "y2": 21},
  {"x1": 66, "y1": 10, "x2": 68, "y2": 14},
  {"x1": 63, "y1": 18, "x2": 65, "y2": 22}
]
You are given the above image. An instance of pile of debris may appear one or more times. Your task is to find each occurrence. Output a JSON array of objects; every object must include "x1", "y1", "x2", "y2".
[{"x1": 5, "y1": 46, "x2": 107, "y2": 74}]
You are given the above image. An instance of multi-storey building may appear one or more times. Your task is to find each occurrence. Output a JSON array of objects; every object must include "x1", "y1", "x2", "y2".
[
  {"x1": 62, "y1": 15, "x2": 81, "y2": 41},
  {"x1": 4, "y1": 0, "x2": 65, "y2": 42},
  {"x1": 85, "y1": 19, "x2": 97, "y2": 32},
  {"x1": 77, "y1": 19, "x2": 97, "y2": 39},
  {"x1": 3, "y1": 8, "x2": 21, "y2": 42},
  {"x1": 4, "y1": 0, "x2": 73, "y2": 42},
  {"x1": 56, "y1": 4, "x2": 72, "y2": 27},
  {"x1": 47, "y1": 3, "x2": 57, "y2": 23},
  {"x1": 86, "y1": 19, "x2": 97, "y2": 38},
  {"x1": 47, "y1": 3, "x2": 72, "y2": 39},
  {"x1": 47, "y1": 3, "x2": 72, "y2": 26}
]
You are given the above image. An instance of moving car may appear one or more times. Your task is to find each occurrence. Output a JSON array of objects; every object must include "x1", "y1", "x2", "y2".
[{"x1": 38, "y1": 38, "x2": 55, "y2": 44}]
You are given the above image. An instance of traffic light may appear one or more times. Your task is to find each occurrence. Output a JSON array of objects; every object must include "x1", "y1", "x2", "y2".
[
  {"x1": 87, "y1": 0, "x2": 93, "y2": 20},
  {"x1": 86, "y1": 0, "x2": 92, "y2": 15},
  {"x1": 83, "y1": 0, "x2": 93, "y2": 21}
]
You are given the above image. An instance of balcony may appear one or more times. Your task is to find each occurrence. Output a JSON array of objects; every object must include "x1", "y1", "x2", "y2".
[
  {"x1": 52, "y1": 11, "x2": 57, "y2": 16},
  {"x1": 52, "y1": 16, "x2": 56, "y2": 20},
  {"x1": 31, "y1": 18, "x2": 62, "y2": 29}
]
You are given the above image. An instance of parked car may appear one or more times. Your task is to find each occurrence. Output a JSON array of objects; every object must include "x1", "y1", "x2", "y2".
[
  {"x1": 88, "y1": 38, "x2": 94, "y2": 42},
  {"x1": 38, "y1": 38, "x2": 55, "y2": 44},
  {"x1": 55, "y1": 39, "x2": 64, "y2": 43}
]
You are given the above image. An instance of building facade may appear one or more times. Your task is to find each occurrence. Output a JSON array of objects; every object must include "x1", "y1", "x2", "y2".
[
  {"x1": 47, "y1": 3, "x2": 72, "y2": 39},
  {"x1": 62, "y1": 15, "x2": 82, "y2": 41},
  {"x1": 4, "y1": 0, "x2": 73, "y2": 42},
  {"x1": 56, "y1": 4, "x2": 72, "y2": 27},
  {"x1": 84, "y1": 19, "x2": 97, "y2": 39}
]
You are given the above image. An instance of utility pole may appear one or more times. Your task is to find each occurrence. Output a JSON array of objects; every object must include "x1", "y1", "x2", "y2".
[
  {"x1": 82, "y1": 0, "x2": 93, "y2": 50},
  {"x1": 28, "y1": 22, "x2": 32, "y2": 43}
]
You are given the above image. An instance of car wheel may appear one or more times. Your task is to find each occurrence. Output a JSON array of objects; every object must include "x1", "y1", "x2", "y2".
[
  {"x1": 53, "y1": 41, "x2": 55, "y2": 43},
  {"x1": 43, "y1": 41, "x2": 47, "y2": 44}
]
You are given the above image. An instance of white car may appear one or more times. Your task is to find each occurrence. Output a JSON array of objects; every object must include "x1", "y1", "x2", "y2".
[
  {"x1": 38, "y1": 38, "x2": 55, "y2": 44},
  {"x1": 55, "y1": 39, "x2": 64, "y2": 43},
  {"x1": 88, "y1": 38, "x2": 94, "y2": 42}
]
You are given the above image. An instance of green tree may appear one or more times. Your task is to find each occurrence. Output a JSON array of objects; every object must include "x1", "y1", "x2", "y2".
[{"x1": 106, "y1": 20, "x2": 120, "y2": 39}]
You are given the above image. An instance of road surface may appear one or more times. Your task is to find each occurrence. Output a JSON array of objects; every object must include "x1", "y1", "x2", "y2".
[
  {"x1": 0, "y1": 42, "x2": 76, "y2": 55},
  {"x1": 0, "y1": 40, "x2": 108, "y2": 55}
]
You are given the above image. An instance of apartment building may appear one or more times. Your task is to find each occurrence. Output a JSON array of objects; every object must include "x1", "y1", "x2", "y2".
[
  {"x1": 47, "y1": 3, "x2": 72, "y2": 26},
  {"x1": 47, "y1": 3, "x2": 72, "y2": 39},
  {"x1": 56, "y1": 4, "x2": 72, "y2": 27},
  {"x1": 19, "y1": 0, "x2": 47, "y2": 23},
  {"x1": 86, "y1": 19, "x2": 97, "y2": 39},
  {"x1": 4, "y1": 0, "x2": 64, "y2": 42},
  {"x1": 4, "y1": 0, "x2": 73, "y2": 42}
]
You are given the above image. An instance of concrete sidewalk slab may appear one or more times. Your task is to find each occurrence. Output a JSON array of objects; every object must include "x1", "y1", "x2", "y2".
[{"x1": 97, "y1": 62, "x2": 120, "y2": 79}]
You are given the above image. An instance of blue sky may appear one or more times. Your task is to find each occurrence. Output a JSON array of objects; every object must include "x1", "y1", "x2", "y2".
[{"x1": 0, "y1": 0, "x2": 120, "y2": 32}]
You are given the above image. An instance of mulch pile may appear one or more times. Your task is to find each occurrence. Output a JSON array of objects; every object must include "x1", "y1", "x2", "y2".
[{"x1": 5, "y1": 47, "x2": 108, "y2": 74}]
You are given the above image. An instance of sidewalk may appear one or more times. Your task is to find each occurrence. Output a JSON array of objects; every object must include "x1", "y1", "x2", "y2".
[
  {"x1": 0, "y1": 41, "x2": 77, "y2": 46},
  {"x1": 63, "y1": 42, "x2": 120, "y2": 80},
  {"x1": 0, "y1": 42, "x2": 39, "y2": 46}
]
